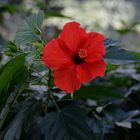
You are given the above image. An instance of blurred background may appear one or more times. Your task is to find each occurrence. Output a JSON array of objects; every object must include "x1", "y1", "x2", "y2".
[
  {"x1": 0, "y1": 0, "x2": 140, "y2": 51},
  {"x1": 0, "y1": 0, "x2": 140, "y2": 139}
]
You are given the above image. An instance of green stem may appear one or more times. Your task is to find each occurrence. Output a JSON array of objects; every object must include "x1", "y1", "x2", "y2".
[
  {"x1": 50, "y1": 94, "x2": 60, "y2": 112},
  {"x1": 92, "y1": 111, "x2": 102, "y2": 120},
  {"x1": 41, "y1": 33, "x2": 47, "y2": 44},
  {"x1": 39, "y1": 30, "x2": 59, "y2": 113},
  {"x1": 37, "y1": 28, "x2": 47, "y2": 44},
  {"x1": 44, "y1": 69, "x2": 52, "y2": 113},
  {"x1": 30, "y1": 68, "x2": 48, "y2": 81},
  {"x1": 44, "y1": 69, "x2": 60, "y2": 112}
]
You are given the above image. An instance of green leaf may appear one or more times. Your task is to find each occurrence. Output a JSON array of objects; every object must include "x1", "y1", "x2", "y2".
[
  {"x1": 74, "y1": 85, "x2": 124, "y2": 100},
  {"x1": 0, "y1": 54, "x2": 26, "y2": 93},
  {"x1": 45, "y1": 11, "x2": 73, "y2": 19},
  {"x1": 5, "y1": 41, "x2": 18, "y2": 52},
  {"x1": 15, "y1": 11, "x2": 44, "y2": 45},
  {"x1": 0, "y1": 4, "x2": 18, "y2": 14},
  {"x1": 104, "y1": 46, "x2": 140, "y2": 64},
  {"x1": 106, "y1": 64, "x2": 119, "y2": 72},
  {"x1": 31, "y1": 106, "x2": 93, "y2": 140},
  {"x1": 4, "y1": 41, "x2": 19, "y2": 56},
  {"x1": 132, "y1": 51, "x2": 140, "y2": 59},
  {"x1": 0, "y1": 84, "x2": 27, "y2": 129},
  {"x1": 33, "y1": 42, "x2": 44, "y2": 59},
  {"x1": 104, "y1": 38, "x2": 120, "y2": 48}
]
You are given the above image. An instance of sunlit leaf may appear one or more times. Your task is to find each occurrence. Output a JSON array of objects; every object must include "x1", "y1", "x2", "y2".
[{"x1": 15, "y1": 11, "x2": 44, "y2": 45}]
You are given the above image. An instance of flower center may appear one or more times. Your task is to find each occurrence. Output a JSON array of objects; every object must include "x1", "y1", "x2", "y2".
[
  {"x1": 73, "y1": 49, "x2": 87, "y2": 64},
  {"x1": 78, "y1": 48, "x2": 87, "y2": 59}
]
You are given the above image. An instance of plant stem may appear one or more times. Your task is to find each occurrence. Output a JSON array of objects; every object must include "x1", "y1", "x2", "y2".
[
  {"x1": 30, "y1": 68, "x2": 48, "y2": 81},
  {"x1": 41, "y1": 33, "x2": 47, "y2": 44},
  {"x1": 44, "y1": 69, "x2": 52, "y2": 113},
  {"x1": 50, "y1": 94, "x2": 60, "y2": 112},
  {"x1": 44, "y1": 69, "x2": 60, "y2": 113},
  {"x1": 39, "y1": 30, "x2": 60, "y2": 113}
]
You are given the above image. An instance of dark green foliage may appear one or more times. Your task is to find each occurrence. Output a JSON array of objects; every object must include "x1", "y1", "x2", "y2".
[
  {"x1": 104, "y1": 46, "x2": 140, "y2": 64},
  {"x1": 26, "y1": 106, "x2": 92, "y2": 140},
  {"x1": 4, "y1": 41, "x2": 20, "y2": 56},
  {"x1": 0, "y1": 4, "x2": 18, "y2": 15},
  {"x1": 0, "y1": 11, "x2": 140, "y2": 140},
  {"x1": 74, "y1": 85, "x2": 124, "y2": 100},
  {"x1": 4, "y1": 102, "x2": 35, "y2": 140},
  {"x1": 0, "y1": 54, "x2": 26, "y2": 93}
]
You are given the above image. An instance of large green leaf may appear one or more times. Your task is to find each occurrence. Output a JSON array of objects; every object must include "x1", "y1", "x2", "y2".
[
  {"x1": 15, "y1": 11, "x2": 44, "y2": 45},
  {"x1": 104, "y1": 38, "x2": 120, "y2": 48},
  {"x1": 0, "y1": 54, "x2": 26, "y2": 93},
  {"x1": 104, "y1": 46, "x2": 140, "y2": 64},
  {"x1": 74, "y1": 85, "x2": 124, "y2": 100},
  {"x1": 4, "y1": 102, "x2": 35, "y2": 140},
  {"x1": 0, "y1": 84, "x2": 27, "y2": 129},
  {"x1": 29, "y1": 106, "x2": 93, "y2": 140}
]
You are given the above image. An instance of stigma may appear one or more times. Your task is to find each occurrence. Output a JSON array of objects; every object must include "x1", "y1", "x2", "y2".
[{"x1": 78, "y1": 48, "x2": 87, "y2": 59}]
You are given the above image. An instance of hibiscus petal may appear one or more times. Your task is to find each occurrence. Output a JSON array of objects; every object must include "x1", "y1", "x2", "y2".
[
  {"x1": 42, "y1": 39, "x2": 72, "y2": 70},
  {"x1": 77, "y1": 59, "x2": 106, "y2": 83},
  {"x1": 85, "y1": 32, "x2": 106, "y2": 62},
  {"x1": 54, "y1": 62, "x2": 82, "y2": 93},
  {"x1": 59, "y1": 22, "x2": 87, "y2": 52}
]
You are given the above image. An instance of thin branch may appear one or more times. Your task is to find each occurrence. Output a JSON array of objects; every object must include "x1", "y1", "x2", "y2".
[
  {"x1": 30, "y1": 68, "x2": 48, "y2": 81},
  {"x1": 44, "y1": 69, "x2": 52, "y2": 113},
  {"x1": 50, "y1": 94, "x2": 60, "y2": 112}
]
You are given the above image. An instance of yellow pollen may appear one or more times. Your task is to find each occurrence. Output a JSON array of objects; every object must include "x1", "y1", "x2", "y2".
[{"x1": 78, "y1": 49, "x2": 87, "y2": 58}]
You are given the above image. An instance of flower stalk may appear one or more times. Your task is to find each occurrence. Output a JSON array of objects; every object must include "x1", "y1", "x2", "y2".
[{"x1": 44, "y1": 69, "x2": 60, "y2": 112}]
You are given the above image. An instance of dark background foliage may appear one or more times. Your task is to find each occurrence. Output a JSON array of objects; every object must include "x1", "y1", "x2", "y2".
[{"x1": 0, "y1": 0, "x2": 140, "y2": 140}]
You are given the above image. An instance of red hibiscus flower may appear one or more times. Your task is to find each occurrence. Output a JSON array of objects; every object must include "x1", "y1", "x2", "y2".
[{"x1": 42, "y1": 22, "x2": 106, "y2": 93}]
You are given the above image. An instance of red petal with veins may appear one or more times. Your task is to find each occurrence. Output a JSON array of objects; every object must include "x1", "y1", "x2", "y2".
[{"x1": 42, "y1": 22, "x2": 106, "y2": 93}]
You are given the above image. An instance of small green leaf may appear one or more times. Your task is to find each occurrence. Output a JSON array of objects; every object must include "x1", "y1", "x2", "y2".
[
  {"x1": 132, "y1": 51, "x2": 140, "y2": 59},
  {"x1": 104, "y1": 46, "x2": 140, "y2": 64},
  {"x1": 5, "y1": 41, "x2": 18, "y2": 52},
  {"x1": 107, "y1": 64, "x2": 119, "y2": 72},
  {"x1": 15, "y1": 11, "x2": 44, "y2": 45},
  {"x1": 4, "y1": 41, "x2": 19, "y2": 56},
  {"x1": 0, "y1": 54, "x2": 26, "y2": 93},
  {"x1": 45, "y1": 11, "x2": 73, "y2": 19},
  {"x1": 74, "y1": 85, "x2": 124, "y2": 100}
]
